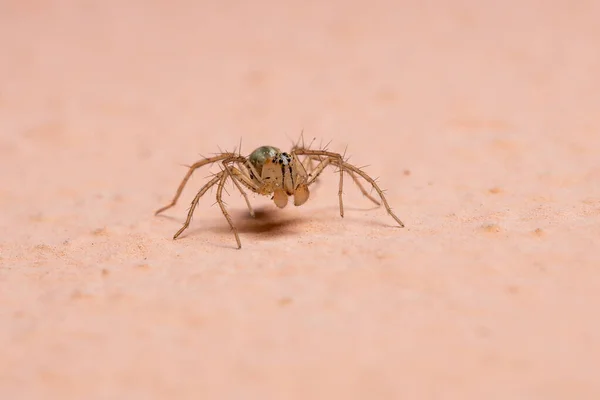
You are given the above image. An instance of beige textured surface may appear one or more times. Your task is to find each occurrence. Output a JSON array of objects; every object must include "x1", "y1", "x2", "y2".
[{"x1": 1, "y1": 1, "x2": 600, "y2": 399}]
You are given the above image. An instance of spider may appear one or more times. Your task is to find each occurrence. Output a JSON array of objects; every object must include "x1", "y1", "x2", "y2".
[{"x1": 155, "y1": 141, "x2": 405, "y2": 248}]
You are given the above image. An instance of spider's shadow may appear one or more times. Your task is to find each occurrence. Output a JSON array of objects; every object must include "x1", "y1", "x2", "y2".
[
  {"x1": 190, "y1": 205, "x2": 304, "y2": 239},
  {"x1": 157, "y1": 202, "x2": 396, "y2": 248}
]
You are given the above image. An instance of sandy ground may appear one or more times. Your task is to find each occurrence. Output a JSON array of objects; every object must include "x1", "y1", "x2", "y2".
[{"x1": 1, "y1": 0, "x2": 600, "y2": 399}]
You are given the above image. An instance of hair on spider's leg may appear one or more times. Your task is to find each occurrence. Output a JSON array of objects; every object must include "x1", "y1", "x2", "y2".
[
  {"x1": 291, "y1": 128, "x2": 305, "y2": 150},
  {"x1": 321, "y1": 139, "x2": 333, "y2": 152},
  {"x1": 172, "y1": 171, "x2": 225, "y2": 239},
  {"x1": 155, "y1": 153, "x2": 237, "y2": 216},
  {"x1": 341, "y1": 161, "x2": 404, "y2": 227},
  {"x1": 342, "y1": 144, "x2": 349, "y2": 162},
  {"x1": 217, "y1": 169, "x2": 242, "y2": 249},
  {"x1": 285, "y1": 130, "x2": 296, "y2": 150},
  {"x1": 297, "y1": 129, "x2": 318, "y2": 152}
]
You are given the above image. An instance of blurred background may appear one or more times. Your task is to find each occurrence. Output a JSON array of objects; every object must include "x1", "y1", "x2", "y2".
[
  {"x1": 2, "y1": 0, "x2": 599, "y2": 242},
  {"x1": 2, "y1": 0, "x2": 599, "y2": 230}
]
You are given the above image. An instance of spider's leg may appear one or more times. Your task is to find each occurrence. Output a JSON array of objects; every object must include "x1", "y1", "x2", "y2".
[
  {"x1": 346, "y1": 170, "x2": 380, "y2": 206},
  {"x1": 294, "y1": 148, "x2": 402, "y2": 224},
  {"x1": 305, "y1": 154, "x2": 322, "y2": 177},
  {"x1": 302, "y1": 155, "x2": 314, "y2": 175},
  {"x1": 305, "y1": 156, "x2": 331, "y2": 186},
  {"x1": 156, "y1": 152, "x2": 237, "y2": 215},
  {"x1": 336, "y1": 155, "x2": 345, "y2": 217},
  {"x1": 230, "y1": 167, "x2": 261, "y2": 192},
  {"x1": 292, "y1": 136, "x2": 319, "y2": 174},
  {"x1": 305, "y1": 154, "x2": 379, "y2": 205},
  {"x1": 218, "y1": 167, "x2": 242, "y2": 249},
  {"x1": 295, "y1": 152, "x2": 345, "y2": 217},
  {"x1": 226, "y1": 164, "x2": 262, "y2": 218},
  {"x1": 233, "y1": 157, "x2": 263, "y2": 187},
  {"x1": 173, "y1": 171, "x2": 224, "y2": 239},
  {"x1": 340, "y1": 161, "x2": 404, "y2": 227},
  {"x1": 229, "y1": 170, "x2": 254, "y2": 218}
]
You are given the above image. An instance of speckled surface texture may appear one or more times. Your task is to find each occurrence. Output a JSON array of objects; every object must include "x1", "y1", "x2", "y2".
[{"x1": 1, "y1": 1, "x2": 599, "y2": 398}]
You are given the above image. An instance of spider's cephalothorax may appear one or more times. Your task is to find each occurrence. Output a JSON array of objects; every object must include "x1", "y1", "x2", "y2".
[
  {"x1": 246, "y1": 146, "x2": 310, "y2": 208},
  {"x1": 155, "y1": 140, "x2": 405, "y2": 248}
]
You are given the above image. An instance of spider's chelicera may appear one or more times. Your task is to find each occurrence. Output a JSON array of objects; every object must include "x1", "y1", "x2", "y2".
[{"x1": 155, "y1": 141, "x2": 404, "y2": 248}]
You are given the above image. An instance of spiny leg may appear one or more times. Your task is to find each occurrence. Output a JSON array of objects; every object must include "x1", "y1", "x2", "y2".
[
  {"x1": 229, "y1": 165, "x2": 262, "y2": 193},
  {"x1": 226, "y1": 165, "x2": 262, "y2": 218},
  {"x1": 291, "y1": 129, "x2": 316, "y2": 153},
  {"x1": 229, "y1": 174, "x2": 254, "y2": 218},
  {"x1": 303, "y1": 154, "x2": 379, "y2": 206},
  {"x1": 292, "y1": 136, "x2": 320, "y2": 181},
  {"x1": 305, "y1": 156, "x2": 331, "y2": 185},
  {"x1": 173, "y1": 172, "x2": 224, "y2": 239},
  {"x1": 346, "y1": 170, "x2": 380, "y2": 205},
  {"x1": 298, "y1": 154, "x2": 323, "y2": 190},
  {"x1": 294, "y1": 148, "x2": 404, "y2": 227},
  {"x1": 339, "y1": 161, "x2": 404, "y2": 227},
  {"x1": 226, "y1": 155, "x2": 264, "y2": 188},
  {"x1": 301, "y1": 154, "x2": 322, "y2": 176},
  {"x1": 302, "y1": 155, "x2": 317, "y2": 176},
  {"x1": 155, "y1": 152, "x2": 237, "y2": 215},
  {"x1": 295, "y1": 152, "x2": 345, "y2": 217},
  {"x1": 217, "y1": 168, "x2": 242, "y2": 249}
]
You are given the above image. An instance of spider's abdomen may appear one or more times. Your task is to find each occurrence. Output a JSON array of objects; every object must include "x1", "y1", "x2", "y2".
[{"x1": 248, "y1": 146, "x2": 281, "y2": 175}]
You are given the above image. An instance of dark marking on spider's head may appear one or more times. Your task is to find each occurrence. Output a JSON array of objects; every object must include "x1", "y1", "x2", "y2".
[{"x1": 279, "y1": 152, "x2": 292, "y2": 166}]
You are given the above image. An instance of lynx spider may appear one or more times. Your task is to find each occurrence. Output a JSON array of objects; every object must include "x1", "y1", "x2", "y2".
[{"x1": 155, "y1": 137, "x2": 405, "y2": 248}]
